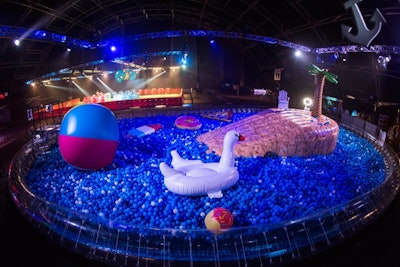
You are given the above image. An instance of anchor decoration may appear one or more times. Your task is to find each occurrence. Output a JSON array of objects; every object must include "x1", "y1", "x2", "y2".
[{"x1": 341, "y1": 0, "x2": 386, "y2": 47}]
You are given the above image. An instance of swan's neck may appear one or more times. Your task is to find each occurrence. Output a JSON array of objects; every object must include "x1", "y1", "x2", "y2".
[{"x1": 218, "y1": 142, "x2": 236, "y2": 169}]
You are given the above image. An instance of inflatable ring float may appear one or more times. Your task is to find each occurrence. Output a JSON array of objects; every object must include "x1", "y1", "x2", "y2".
[
  {"x1": 160, "y1": 130, "x2": 245, "y2": 198},
  {"x1": 175, "y1": 115, "x2": 202, "y2": 130}
]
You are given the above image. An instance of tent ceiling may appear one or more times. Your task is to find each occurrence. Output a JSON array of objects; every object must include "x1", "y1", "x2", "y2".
[{"x1": 0, "y1": 0, "x2": 399, "y2": 100}]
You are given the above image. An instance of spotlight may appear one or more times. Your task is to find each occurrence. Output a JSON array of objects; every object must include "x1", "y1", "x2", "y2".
[
  {"x1": 14, "y1": 39, "x2": 20, "y2": 46},
  {"x1": 377, "y1": 55, "x2": 391, "y2": 68},
  {"x1": 377, "y1": 55, "x2": 391, "y2": 64},
  {"x1": 110, "y1": 45, "x2": 116, "y2": 52},
  {"x1": 180, "y1": 56, "x2": 187, "y2": 67},
  {"x1": 303, "y1": 97, "x2": 312, "y2": 111},
  {"x1": 333, "y1": 52, "x2": 339, "y2": 60}
]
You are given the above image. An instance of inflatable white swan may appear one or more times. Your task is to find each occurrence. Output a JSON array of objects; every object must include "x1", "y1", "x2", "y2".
[{"x1": 159, "y1": 130, "x2": 245, "y2": 198}]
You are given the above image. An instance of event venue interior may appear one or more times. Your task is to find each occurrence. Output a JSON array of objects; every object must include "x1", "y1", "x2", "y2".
[{"x1": 1, "y1": 1, "x2": 400, "y2": 267}]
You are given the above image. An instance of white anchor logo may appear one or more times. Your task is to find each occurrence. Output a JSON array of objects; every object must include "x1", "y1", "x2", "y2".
[{"x1": 341, "y1": 0, "x2": 386, "y2": 47}]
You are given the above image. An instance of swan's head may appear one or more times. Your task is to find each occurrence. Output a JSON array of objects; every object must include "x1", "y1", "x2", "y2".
[{"x1": 225, "y1": 130, "x2": 245, "y2": 144}]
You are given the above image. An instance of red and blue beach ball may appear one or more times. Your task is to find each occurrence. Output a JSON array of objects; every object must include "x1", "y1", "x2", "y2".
[{"x1": 59, "y1": 103, "x2": 119, "y2": 170}]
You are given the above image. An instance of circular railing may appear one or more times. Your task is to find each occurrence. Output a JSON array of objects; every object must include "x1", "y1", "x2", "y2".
[{"x1": 8, "y1": 106, "x2": 400, "y2": 267}]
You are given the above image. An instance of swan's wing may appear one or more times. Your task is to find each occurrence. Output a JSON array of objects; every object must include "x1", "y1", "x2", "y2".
[
  {"x1": 159, "y1": 162, "x2": 181, "y2": 177},
  {"x1": 171, "y1": 150, "x2": 204, "y2": 169}
]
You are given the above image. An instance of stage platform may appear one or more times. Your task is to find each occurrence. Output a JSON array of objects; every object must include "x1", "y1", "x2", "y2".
[{"x1": 32, "y1": 88, "x2": 184, "y2": 120}]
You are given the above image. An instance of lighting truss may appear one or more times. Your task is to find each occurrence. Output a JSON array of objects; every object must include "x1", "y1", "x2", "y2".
[
  {"x1": 8, "y1": 25, "x2": 400, "y2": 86},
  {"x1": 0, "y1": 25, "x2": 92, "y2": 48},
  {"x1": 316, "y1": 45, "x2": 400, "y2": 54},
  {"x1": 4, "y1": 26, "x2": 400, "y2": 56}
]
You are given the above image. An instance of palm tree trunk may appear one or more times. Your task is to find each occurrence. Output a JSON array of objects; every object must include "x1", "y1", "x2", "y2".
[{"x1": 311, "y1": 74, "x2": 325, "y2": 118}]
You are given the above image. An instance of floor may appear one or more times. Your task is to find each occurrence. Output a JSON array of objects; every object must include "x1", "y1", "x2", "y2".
[{"x1": 1, "y1": 102, "x2": 400, "y2": 267}]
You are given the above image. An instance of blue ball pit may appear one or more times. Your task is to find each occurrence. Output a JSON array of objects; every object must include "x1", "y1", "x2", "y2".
[{"x1": 8, "y1": 106, "x2": 400, "y2": 266}]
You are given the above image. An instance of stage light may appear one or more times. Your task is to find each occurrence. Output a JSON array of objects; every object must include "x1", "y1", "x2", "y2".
[
  {"x1": 110, "y1": 45, "x2": 116, "y2": 52},
  {"x1": 377, "y1": 54, "x2": 391, "y2": 69},
  {"x1": 303, "y1": 97, "x2": 312, "y2": 111},
  {"x1": 14, "y1": 39, "x2": 20, "y2": 46},
  {"x1": 294, "y1": 50, "x2": 302, "y2": 57},
  {"x1": 180, "y1": 52, "x2": 188, "y2": 68},
  {"x1": 377, "y1": 55, "x2": 391, "y2": 63},
  {"x1": 333, "y1": 52, "x2": 339, "y2": 60}
]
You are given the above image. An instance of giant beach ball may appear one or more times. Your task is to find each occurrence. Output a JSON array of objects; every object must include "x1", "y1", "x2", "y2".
[
  {"x1": 204, "y1": 207, "x2": 234, "y2": 234},
  {"x1": 59, "y1": 103, "x2": 119, "y2": 170}
]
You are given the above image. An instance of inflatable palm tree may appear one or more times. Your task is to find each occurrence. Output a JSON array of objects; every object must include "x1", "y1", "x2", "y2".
[{"x1": 307, "y1": 64, "x2": 338, "y2": 119}]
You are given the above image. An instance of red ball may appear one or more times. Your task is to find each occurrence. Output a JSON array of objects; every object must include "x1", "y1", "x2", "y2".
[{"x1": 204, "y1": 207, "x2": 234, "y2": 234}]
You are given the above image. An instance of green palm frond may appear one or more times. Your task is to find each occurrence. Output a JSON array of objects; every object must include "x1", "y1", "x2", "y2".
[{"x1": 307, "y1": 64, "x2": 338, "y2": 84}]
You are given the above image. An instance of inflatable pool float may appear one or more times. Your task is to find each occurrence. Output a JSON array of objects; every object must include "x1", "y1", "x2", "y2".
[
  {"x1": 175, "y1": 115, "x2": 202, "y2": 130},
  {"x1": 200, "y1": 110, "x2": 233, "y2": 122},
  {"x1": 160, "y1": 130, "x2": 245, "y2": 198},
  {"x1": 127, "y1": 123, "x2": 163, "y2": 138}
]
